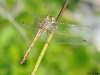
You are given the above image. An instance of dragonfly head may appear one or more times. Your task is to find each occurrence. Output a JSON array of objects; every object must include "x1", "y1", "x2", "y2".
[{"x1": 46, "y1": 15, "x2": 55, "y2": 22}]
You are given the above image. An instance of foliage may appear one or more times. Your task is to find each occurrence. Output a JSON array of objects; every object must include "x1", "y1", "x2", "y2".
[{"x1": 0, "y1": 0, "x2": 100, "y2": 75}]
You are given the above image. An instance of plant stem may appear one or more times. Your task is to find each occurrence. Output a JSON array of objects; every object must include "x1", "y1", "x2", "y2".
[{"x1": 31, "y1": 0, "x2": 69, "y2": 75}]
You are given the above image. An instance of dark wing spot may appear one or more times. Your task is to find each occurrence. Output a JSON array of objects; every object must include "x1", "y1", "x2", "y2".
[
  {"x1": 22, "y1": 22, "x2": 24, "y2": 24},
  {"x1": 83, "y1": 39, "x2": 87, "y2": 42}
]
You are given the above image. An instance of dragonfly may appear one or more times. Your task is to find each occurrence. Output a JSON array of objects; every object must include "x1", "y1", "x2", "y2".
[{"x1": 20, "y1": 11, "x2": 90, "y2": 64}]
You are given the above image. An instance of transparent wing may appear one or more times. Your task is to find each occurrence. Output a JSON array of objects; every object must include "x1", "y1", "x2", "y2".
[
  {"x1": 22, "y1": 22, "x2": 38, "y2": 36},
  {"x1": 22, "y1": 11, "x2": 41, "y2": 35},
  {"x1": 52, "y1": 22, "x2": 90, "y2": 36},
  {"x1": 52, "y1": 33, "x2": 87, "y2": 45},
  {"x1": 41, "y1": 23, "x2": 90, "y2": 45},
  {"x1": 33, "y1": 11, "x2": 41, "y2": 27}
]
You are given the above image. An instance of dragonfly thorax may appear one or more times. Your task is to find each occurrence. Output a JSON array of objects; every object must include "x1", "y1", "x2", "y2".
[
  {"x1": 45, "y1": 15, "x2": 55, "y2": 22},
  {"x1": 38, "y1": 15, "x2": 56, "y2": 31}
]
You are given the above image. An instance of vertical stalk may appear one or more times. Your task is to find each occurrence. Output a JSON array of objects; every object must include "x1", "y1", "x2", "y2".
[{"x1": 31, "y1": 0, "x2": 69, "y2": 75}]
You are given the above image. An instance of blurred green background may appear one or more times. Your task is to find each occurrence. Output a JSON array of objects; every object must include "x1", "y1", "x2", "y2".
[{"x1": 0, "y1": 0, "x2": 100, "y2": 75}]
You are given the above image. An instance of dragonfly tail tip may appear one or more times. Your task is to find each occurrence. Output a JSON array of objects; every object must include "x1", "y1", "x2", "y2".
[{"x1": 20, "y1": 58, "x2": 25, "y2": 64}]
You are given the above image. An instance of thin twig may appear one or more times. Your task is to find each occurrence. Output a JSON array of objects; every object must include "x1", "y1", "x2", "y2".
[{"x1": 31, "y1": 0, "x2": 69, "y2": 75}]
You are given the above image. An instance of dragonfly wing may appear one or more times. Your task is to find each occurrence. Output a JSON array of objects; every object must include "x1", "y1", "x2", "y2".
[
  {"x1": 22, "y1": 22, "x2": 38, "y2": 36},
  {"x1": 40, "y1": 30, "x2": 49, "y2": 42},
  {"x1": 41, "y1": 31, "x2": 87, "y2": 45},
  {"x1": 41, "y1": 23, "x2": 90, "y2": 45},
  {"x1": 51, "y1": 33, "x2": 88, "y2": 45},
  {"x1": 33, "y1": 11, "x2": 41, "y2": 28},
  {"x1": 52, "y1": 22, "x2": 90, "y2": 36},
  {"x1": 22, "y1": 11, "x2": 41, "y2": 35}
]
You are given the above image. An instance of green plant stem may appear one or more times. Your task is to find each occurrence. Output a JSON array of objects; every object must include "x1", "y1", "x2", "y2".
[{"x1": 31, "y1": 0, "x2": 69, "y2": 75}]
